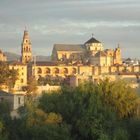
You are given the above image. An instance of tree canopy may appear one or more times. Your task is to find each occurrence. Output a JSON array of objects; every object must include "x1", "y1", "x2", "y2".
[
  {"x1": 0, "y1": 62, "x2": 18, "y2": 91},
  {"x1": 39, "y1": 80, "x2": 139, "y2": 140},
  {"x1": 0, "y1": 79, "x2": 140, "y2": 140}
]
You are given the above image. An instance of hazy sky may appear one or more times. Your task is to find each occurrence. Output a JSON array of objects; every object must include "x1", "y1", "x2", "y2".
[{"x1": 0, "y1": 0, "x2": 140, "y2": 58}]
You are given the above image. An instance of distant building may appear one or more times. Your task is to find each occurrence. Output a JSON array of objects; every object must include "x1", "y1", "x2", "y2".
[
  {"x1": 52, "y1": 37, "x2": 122, "y2": 66},
  {"x1": 0, "y1": 49, "x2": 7, "y2": 61},
  {"x1": 0, "y1": 90, "x2": 25, "y2": 118},
  {"x1": 9, "y1": 61, "x2": 27, "y2": 91},
  {"x1": 123, "y1": 58, "x2": 139, "y2": 66},
  {"x1": 1, "y1": 29, "x2": 139, "y2": 93},
  {"x1": 37, "y1": 84, "x2": 61, "y2": 94},
  {"x1": 21, "y1": 29, "x2": 32, "y2": 64},
  {"x1": 69, "y1": 73, "x2": 140, "y2": 88},
  {"x1": 24, "y1": 31, "x2": 139, "y2": 92}
]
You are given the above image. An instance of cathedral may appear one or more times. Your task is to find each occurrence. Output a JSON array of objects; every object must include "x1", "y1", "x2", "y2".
[
  {"x1": 52, "y1": 36, "x2": 122, "y2": 66},
  {"x1": 13, "y1": 30, "x2": 140, "y2": 84},
  {"x1": 20, "y1": 29, "x2": 122, "y2": 67},
  {"x1": 1, "y1": 29, "x2": 139, "y2": 92}
]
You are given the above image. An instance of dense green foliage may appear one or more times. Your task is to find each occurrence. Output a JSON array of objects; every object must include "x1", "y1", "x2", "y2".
[
  {"x1": 0, "y1": 62, "x2": 18, "y2": 91},
  {"x1": 0, "y1": 79, "x2": 140, "y2": 140}
]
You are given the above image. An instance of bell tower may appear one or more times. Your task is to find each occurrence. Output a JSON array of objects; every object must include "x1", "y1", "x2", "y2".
[
  {"x1": 21, "y1": 29, "x2": 32, "y2": 63},
  {"x1": 113, "y1": 44, "x2": 122, "y2": 65}
]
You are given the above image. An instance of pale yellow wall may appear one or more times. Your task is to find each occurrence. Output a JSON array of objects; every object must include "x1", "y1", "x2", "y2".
[
  {"x1": 113, "y1": 47, "x2": 122, "y2": 65},
  {"x1": 100, "y1": 56, "x2": 111, "y2": 66},
  {"x1": 100, "y1": 66, "x2": 110, "y2": 74},
  {"x1": 69, "y1": 74, "x2": 118, "y2": 87},
  {"x1": 70, "y1": 73, "x2": 139, "y2": 88},
  {"x1": 57, "y1": 51, "x2": 84, "y2": 60},
  {"x1": 37, "y1": 85, "x2": 61, "y2": 94},
  {"x1": 31, "y1": 65, "x2": 140, "y2": 80},
  {"x1": 118, "y1": 66, "x2": 125, "y2": 72},
  {"x1": 78, "y1": 66, "x2": 93, "y2": 76},
  {"x1": 110, "y1": 66, "x2": 118, "y2": 73},
  {"x1": 32, "y1": 65, "x2": 78, "y2": 79},
  {"x1": 92, "y1": 66, "x2": 100, "y2": 75},
  {"x1": 90, "y1": 56, "x2": 111, "y2": 67},
  {"x1": 9, "y1": 64, "x2": 27, "y2": 90},
  {"x1": 133, "y1": 66, "x2": 140, "y2": 72},
  {"x1": 86, "y1": 43, "x2": 103, "y2": 51},
  {"x1": 106, "y1": 56, "x2": 111, "y2": 66},
  {"x1": 100, "y1": 57, "x2": 106, "y2": 66}
]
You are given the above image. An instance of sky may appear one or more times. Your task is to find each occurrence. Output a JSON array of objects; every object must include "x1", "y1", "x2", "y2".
[{"x1": 0, "y1": 0, "x2": 140, "y2": 58}]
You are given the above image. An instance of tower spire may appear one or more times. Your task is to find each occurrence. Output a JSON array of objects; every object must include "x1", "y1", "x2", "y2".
[{"x1": 21, "y1": 29, "x2": 32, "y2": 63}]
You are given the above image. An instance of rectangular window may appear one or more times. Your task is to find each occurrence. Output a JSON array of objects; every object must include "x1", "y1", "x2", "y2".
[{"x1": 18, "y1": 97, "x2": 21, "y2": 104}]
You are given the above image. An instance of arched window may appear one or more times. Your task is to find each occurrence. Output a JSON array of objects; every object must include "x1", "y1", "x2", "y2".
[
  {"x1": 38, "y1": 68, "x2": 42, "y2": 74},
  {"x1": 46, "y1": 68, "x2": 51, "y2": 74},
  {"x1": 54, "y1": 68, "x2": 59, "y2": 74},
  {"x1": 72, "y1": 68, "x2": 76, "y2": 74},
  {"x1": 63, "y1": 68, "x2": 68, "y2": 74},
  {"x1": 24, "y1": 47, "x2": 26, "y2": 51},
  {"x1": 26, "y1": 46, "x2": 28, "y2": 52}
]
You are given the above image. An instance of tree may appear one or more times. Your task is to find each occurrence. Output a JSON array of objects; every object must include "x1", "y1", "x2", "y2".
[
  {"x1": 0, "y1": 62, "x2": 18, "y2": 91},
  {"x1": 6, "y1": 69, "x2": 18, "y2": 92},
  {"x1": 26, "y1": 77, "x2": 38, "y2": 94},
  {"x1": 0, "y1": 101, "x2": 10, "y2": 117},
  {"x1": 0, "y1": 121, "x2": 3, "y2": 135},
  {"x1": 1, "y1": 79, "x2": 139, "y2": 140},
  {"x1": 16, "y1": 100, "x2": 72, "y2": 140},
  {"x1": 0, "y1": 120, "x2": 8, "y2": 140},
  {"x1": 94, "y1": 79, "x2": 138, "y2": 118},
  {"x1": 25, "y1": 76, "x2": 38, "y2": 101},
  {"x1": 126, "y1": 118, "x2": 140, "y2": 140},
  {"x1": 39, "y1": 80, "x2": 139, "y2": 140}
]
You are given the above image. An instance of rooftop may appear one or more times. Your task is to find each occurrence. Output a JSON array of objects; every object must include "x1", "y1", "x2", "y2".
[
  {"x1": 34, "y1": 61, "x2": 59, "y2": 66},
  {"x1": 53, "y1": 44, "x2": 85, "y2": 51},
  {"x1": 85, "y1": 37, "x2": 101, "y2": 44}
]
